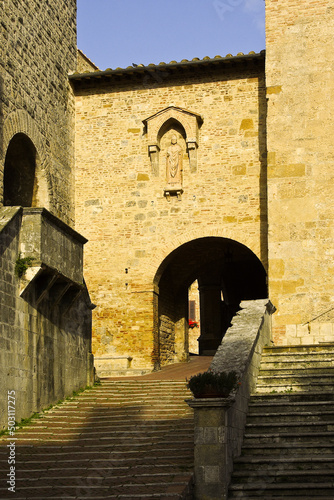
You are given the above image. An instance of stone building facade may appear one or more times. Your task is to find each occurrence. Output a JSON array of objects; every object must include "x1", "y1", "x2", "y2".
[
  {"x1": 0, "y1": 0, "x2": 94, "y2": 429},
  {"x1": 1, "y1": 0, "x2": 334, "y2": 406},
  {"x1": 71, "y1": 54, "x2": 268, "y2": 375},
  {"x1": 71, "y1": 0, "x2": 334, "y2": 376}
]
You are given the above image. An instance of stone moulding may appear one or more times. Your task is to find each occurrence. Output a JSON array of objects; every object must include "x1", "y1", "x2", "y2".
[{"x1": 143, "y1": 106, "x2": 203, "y2": 179}]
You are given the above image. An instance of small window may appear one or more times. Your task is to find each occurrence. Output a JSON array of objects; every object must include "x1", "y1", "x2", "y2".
[{"x1": 189, "y1": 300, "x2": 196, "y2": 321}]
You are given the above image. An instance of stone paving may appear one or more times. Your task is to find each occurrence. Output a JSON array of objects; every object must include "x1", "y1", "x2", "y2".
[{"x1": 0, "y1": 356, "x2": 212, "y2": 499}]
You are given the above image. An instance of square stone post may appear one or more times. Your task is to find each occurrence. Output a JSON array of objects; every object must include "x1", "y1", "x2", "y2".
[{"x1": 186, "y1": 398, "x2": 233, "y2": 500}]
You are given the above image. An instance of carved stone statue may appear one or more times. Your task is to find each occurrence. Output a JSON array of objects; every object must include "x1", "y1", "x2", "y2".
[{"x1": 166, "y1": 135, "x2": 183, "y2": 187}]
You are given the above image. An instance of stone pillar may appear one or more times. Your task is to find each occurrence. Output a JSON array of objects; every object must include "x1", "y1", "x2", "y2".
[
  {"x1": 186, "y1": 398, "x2": 232, "y2": 500},
  {"x1": 198, "y1": 283, "x2": 223, "y2": 355}
]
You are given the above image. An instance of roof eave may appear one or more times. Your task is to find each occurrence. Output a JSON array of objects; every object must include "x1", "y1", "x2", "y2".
[{"x1": 69, "y1": 50, "x2": 265, "y2": 82}]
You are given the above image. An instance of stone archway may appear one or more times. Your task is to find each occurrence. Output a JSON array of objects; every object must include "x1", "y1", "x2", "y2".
[
  {"x1": 153, "y1": 237, "x2": 267, "y2": 367},
  {"x1": 3, "y1": 133, "x2": 48, "y2": 208},
  {"x1": 1, "y1": 110, "x2": 50, "y2": 210}
]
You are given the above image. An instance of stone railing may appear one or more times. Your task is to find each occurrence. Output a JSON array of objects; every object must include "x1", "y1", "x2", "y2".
[{"x1": 187, "y1": 299, "x2": 275, "y2": 500}]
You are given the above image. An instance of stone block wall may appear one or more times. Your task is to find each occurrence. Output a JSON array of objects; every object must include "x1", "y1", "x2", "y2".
[
  {"x1": 266, "y1": 0, "x2": 334, "y2": 343},
  {"x1": 19, "y1": 208, "x2": 86, "y2": 285},
  {"x1": 73, "y1": 56, "x2": 267, "y2": 371},
  {"x1": 0, "y1": 208, "x2": 94, "y2": 430},
  {"x1": 0, "y1": 0, "x2": 77, "y2": 225}
]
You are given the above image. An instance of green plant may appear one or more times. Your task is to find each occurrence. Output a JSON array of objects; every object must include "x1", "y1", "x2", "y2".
[
  {"x1": 187, "y1": 370, "x2": 239, "y2": 398},
  {"x1": 15, "y1": 253, "x2": 34, "y2": 278},
  {"x1": 3, "y1": 381, "x2": 101, "y2": 434}
]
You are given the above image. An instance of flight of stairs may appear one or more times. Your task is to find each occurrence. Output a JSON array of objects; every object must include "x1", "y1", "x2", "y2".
[
  {"x1": 0, "y1": 380, "x2": 194, "y2": 499},
  {"x1": 228, "y1": 344, "x2": 334, "y2": 499}
]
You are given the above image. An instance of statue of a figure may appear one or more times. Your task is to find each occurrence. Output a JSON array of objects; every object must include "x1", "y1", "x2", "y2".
[{"x1": 166, "y1": 135, "x2": 182, "y2": 187}]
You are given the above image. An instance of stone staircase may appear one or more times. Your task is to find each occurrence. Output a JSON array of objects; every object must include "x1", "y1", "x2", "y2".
[
  {"x1": 228, "y1": 344, "x2": 334, "y2": 499},
  {"x1": 0, "y1": 380, "x2": 194, "y2": 499}
]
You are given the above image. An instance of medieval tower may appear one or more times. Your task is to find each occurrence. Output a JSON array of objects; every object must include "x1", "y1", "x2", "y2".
[{"x1": 0, "y1": 0, "x2": 94, "y2": 428}]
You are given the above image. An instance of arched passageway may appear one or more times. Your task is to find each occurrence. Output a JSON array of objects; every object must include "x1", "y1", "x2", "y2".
[
  {"x1": 154, "y1": 237, "x2": 267, "y2": 367},
  {"x1": 3, "y1": 133, "x2": 38, "y2": 207}
]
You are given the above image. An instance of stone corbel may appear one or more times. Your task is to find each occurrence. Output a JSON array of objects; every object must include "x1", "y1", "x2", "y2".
[
  {"x1": 164, "y1": 186, "x2": 183, "y2": 201},
  {"x1": 148, "y1": 144, "x2": 160, "y2": 177},
  {"x1": 187, "y1": 139, "x2": 198, "y2": 173}
]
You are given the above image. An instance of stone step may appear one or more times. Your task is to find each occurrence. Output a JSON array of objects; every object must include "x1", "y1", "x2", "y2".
[
  {"x1": 229, "y1": 497, "x2": 334, "y2": 500},
  {"x1": 260, "y1": 352, "x2": 334, "y2": 361},
  {"x1": 228, "y1": 482, "x2": 334, "y2": 498},
  {"x1": 245, "y1": 421, "x2": 334, "y2": 433},
  {"x1": 0, "y1": 378, "x2": 194, "y2": 499},
  {"x1": 0, "y1": 480, "x2": 193, "y2": 499},
  {"x1": 248, "y1": 401, "x2": 334, "y2": 414},
  {"x1": 259, "y1": 360, "x2": 334, "y2": 369},
  {"x1": 233, "y1": 456, "x2": 334, "y2": 471},
  {"x1": 240, "y1": 442, "x2": 334, "y2": 456},
  {"x1": 246, "y1": 410, "x2": 334, "y2": 424},
  {"x1": 243, "y1": 431, "x2": 334, "y2": 445},
  {"x1": 231, "y1": 468, "x2": 334, "y2": 484},
  {"x1": 255, "y1": 385, "x2": 334, "y2": 395},
  {"x1": 257, "y1": 372, "x2": 334, "y2": 383},
  {"x1": 259, "y1": 367, "x2": 334, "y2": 376},
  {"x1": 262, "y1": 344, "x2": 334, "y2": 354},
  {"x1": 228, "y1": 344, "x2": 334, "y2": 498},
  {"x1": 250, "y1": 392, "x2": 334, "y2": 403},
  {"x1": 255, "y1": 381, "x2": 334, "y2": 393}
]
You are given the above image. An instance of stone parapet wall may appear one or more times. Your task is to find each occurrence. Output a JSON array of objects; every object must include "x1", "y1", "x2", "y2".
[
  {"x1": 211, "y1": 299, "x2": 274, "y2": 475},
  {"x1": 188, "y1": 299, "x2": 275, "y2": 499},
  {"x1": 19, "y1": 208, "x2": 87, "y2": 285},
  {"x1": 0, "y1": 207, "x2": 94, "y2": 430}
]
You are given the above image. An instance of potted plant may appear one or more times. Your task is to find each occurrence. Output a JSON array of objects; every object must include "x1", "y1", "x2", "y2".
[{"x1": 187, "y1": 370, "x2": 239, "y2": 398}]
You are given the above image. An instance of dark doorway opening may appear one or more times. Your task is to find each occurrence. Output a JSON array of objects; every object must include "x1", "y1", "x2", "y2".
[
  {"x1": 154, "y1": 237, "x2": 267, "y2": 366},
  {"x1": 3, "y1": 133, "x2": 37, "y2": 207}
]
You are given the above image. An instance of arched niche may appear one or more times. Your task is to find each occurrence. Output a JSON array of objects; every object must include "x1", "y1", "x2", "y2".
[
  {"x1": 3, "y1": 133, "x2": 48, "y2": 208},
  {"x1": 143, "y1": 106, "x2": 203, "y2": 183},
  {"x1": 159, "y1": 119, "x2": 187, "y2": 199}
]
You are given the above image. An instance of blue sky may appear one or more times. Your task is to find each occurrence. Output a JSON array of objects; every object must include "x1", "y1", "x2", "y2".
[{"x1": 77, "y1": 0, "x2": 265, "y2": 71}]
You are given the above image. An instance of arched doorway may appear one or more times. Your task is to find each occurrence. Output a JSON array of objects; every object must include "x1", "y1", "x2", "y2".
[
  {"x1": 3, "y1": 133, "x2": 38, "y2": 207},
  {"x1": 154, "y1": 237, "x2": 267, "y2": 367}
]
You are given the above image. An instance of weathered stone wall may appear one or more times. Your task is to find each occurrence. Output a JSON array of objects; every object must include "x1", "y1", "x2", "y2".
[
  {"x1": 0, "y1": 0, "x2": 94, "y2": 429},
  {"x1": 266, "y1": 0, "x2": 334, "y2": 344},
  {"x1": 77, "y1": 50, "x2": 99, "y2": 74},
  {"x1": 0, "y1": 0, "x2": 77, "y2": 225},
  {"x1": 0, "y1": 208, "x2": 94, "y2": 430},
  {"x1": 73, "y1": 57, "x2": 267, "y2": 371}
]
